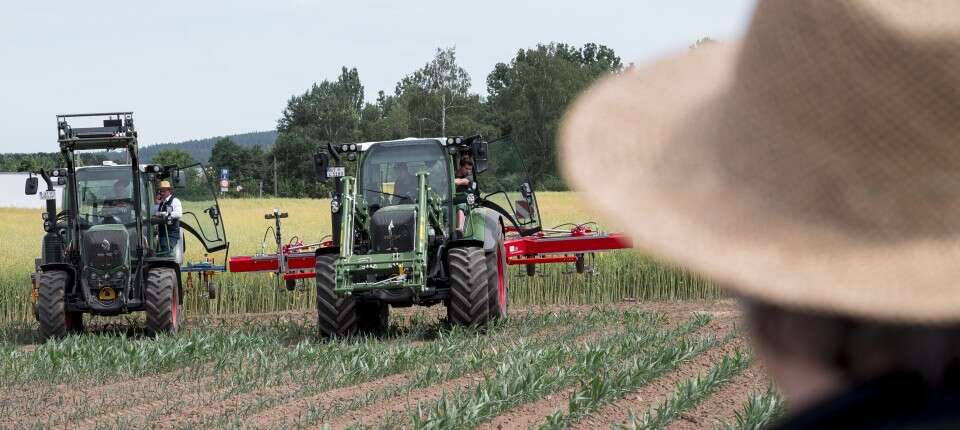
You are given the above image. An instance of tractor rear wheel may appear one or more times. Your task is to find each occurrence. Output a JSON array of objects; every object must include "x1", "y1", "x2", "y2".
[
  {"x1": 316, "y1": 254, "x2": 360, "y2": 338},
  {"x1": 37, "y1": 270, "x2": 82, "y2": 340},
  {"x1": 485, "y1": 232, "x2": 509, "y2": 320},
  {"x1": 448, "y1": 246, "x2": 489, "y2": 327},
  {"x1": 145, "y1": 267, "x2": 182, "y2": 336}
]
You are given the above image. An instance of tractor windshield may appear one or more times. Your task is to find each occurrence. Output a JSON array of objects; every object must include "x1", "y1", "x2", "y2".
[
  {"x1": 74, "y1": 166, "x2": 140, "y2": 227},
  {"x1": 360, "y1": 140, "x2": 450, "y2": 208}
]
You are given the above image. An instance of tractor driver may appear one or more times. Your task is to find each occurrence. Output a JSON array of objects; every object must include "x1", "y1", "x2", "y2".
[
  {"x1": 153, "y1": 180, "x2": 183, "y2": 263},
  {"x1": 393, "y1": 162, "x2": 418, "y2": 201},
  {"x1": 103, "y1": 178, "x2": 134, "y2": 224}
]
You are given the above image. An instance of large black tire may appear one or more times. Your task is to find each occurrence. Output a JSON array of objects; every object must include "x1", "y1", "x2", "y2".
[
  {"x1": 485, "y1": 232, "x2": 509, "y2": 320},
  {"x1": 37, "y1": 270, "x2": 83, "y2": 340},
  {"x1": 316, "y1": 254, "x2": 360, "y2": 338},
  {"x1": 145, "y1": 268, "x2": 182, "y2": 336},
  {"x1": 448, "y1": 247, "x2": 489, "y2": 327}
]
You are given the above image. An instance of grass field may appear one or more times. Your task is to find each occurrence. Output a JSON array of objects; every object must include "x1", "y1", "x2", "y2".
[
  {"x1": 0, "y1": 192, "x2": 720, "y2": 323},
  {"x1": 0, "y1": 302, "x2": 782, "y2": 429}
]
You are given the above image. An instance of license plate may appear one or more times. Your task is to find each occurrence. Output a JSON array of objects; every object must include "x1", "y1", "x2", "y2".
[
  {"x1": 40, "y1": 190, "x2": 56, "y2": 200},
  {"x1": 327, "y1": 167, "x2": 345, "y2": 178}
]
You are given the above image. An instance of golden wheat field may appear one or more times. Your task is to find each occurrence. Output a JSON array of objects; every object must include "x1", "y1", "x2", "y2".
[{"x1": 0, "y1": 192, "x2": 719, "y2": 322}]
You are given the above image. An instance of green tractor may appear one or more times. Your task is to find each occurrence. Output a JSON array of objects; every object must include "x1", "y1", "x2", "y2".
[
  {"x1": 312, "y1": 136, "x2": 542, "y2": 336},
  {"x1": 25, "y1": 112, "x2": 228, "y2": 340}
]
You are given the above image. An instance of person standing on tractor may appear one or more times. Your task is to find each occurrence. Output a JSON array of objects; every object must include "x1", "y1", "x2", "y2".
[
  {"x1": 454, "y1": 154, "x2": 474, "y2": 235},
  {"x1": 154, "y1": 180, "x2": 182, "y2": 262}
]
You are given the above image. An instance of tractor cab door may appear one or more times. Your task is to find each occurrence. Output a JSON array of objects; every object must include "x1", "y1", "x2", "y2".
[
  {"x1": 478, "y1": 138, "x2": 543, "y2": 236},
  {"x1": 172, "y1": 164, "x2": 228, "y2": 253}
]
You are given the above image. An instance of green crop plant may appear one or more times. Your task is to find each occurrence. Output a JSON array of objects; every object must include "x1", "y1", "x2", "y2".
[
  {"x1": 213, "y1": 308, "x2": 642, "y2": 429},
  {"x1": 618, "y1": 350, "x2": 753, "y2": 430},
  {"x1": 410, "y1": 314, "x2": 713, "y2": 429},
  {"x1": 717, "y1": 386, "x2": 786, "y2": 430}
]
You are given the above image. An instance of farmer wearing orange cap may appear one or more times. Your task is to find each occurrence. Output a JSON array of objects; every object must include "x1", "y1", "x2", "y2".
[
  {"x1": 154, "y1": 180, "x2": 182, "y2": 262},
  {"x1": 561, "y1": 1, "x2": 960, "y2": 428}
]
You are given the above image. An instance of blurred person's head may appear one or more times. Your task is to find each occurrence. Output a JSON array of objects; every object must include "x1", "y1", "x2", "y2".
[{"x1": 559, "y1": 0, "x2": 960, "y2": 422}]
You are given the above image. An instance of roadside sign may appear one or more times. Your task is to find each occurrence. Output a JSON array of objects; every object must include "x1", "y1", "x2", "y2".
[{"x1": 220, "y1": 168, "x2": 229, "y2": 181}]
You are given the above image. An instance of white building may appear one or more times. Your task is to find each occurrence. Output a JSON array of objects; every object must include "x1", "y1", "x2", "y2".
[{"x1": 0, "y1": 172, "x2": 64, "y2": 209}]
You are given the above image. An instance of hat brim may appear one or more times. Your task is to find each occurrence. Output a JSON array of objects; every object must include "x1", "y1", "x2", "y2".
[{"x1": 560, "y1": 43, "x2": 960, "y2": 324}]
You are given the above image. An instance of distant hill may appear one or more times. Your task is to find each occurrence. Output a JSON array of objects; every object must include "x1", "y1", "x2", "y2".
[
  {"x1": 0, "y1": 130, "x2": 278, "y2": 171},
  {"x1": 140, "y1": 130, "x2": 277, "y2": 163}
]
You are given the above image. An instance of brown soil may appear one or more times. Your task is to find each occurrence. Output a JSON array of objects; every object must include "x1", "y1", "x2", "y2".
[
  {"x1": 482, "y1": 309, "x2": 742, "y2": 430},
  {"x1": 571, "y1": 325, "x2": 748, "y2": 429},
  {"x1": 1, "y1": 300, "x2": 767, "y2": 429},
  {"x1": 668, "y1": 362, "x2": 771, "y2": 429}
]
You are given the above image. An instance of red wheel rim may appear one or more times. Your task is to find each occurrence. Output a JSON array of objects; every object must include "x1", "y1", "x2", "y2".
[
  {"x1": 496, "y1": 247, "x2": 507, "y2": 312},
  {"x1": 171, "y1": 286, "x2": 179, "y2": 326}
]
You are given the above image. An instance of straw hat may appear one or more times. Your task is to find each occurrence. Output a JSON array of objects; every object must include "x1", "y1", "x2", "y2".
[
  {"x1": 559, "y1": 1, "x2": 960, "y2": 323},
  {"x1": 157, "y1": 180, "x2": 173, "y2": 190}
]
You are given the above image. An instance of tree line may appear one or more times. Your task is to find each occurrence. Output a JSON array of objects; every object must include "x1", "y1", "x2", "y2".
[{"x1": 2, "y1": 42, "x2": 624, "y2": 197}]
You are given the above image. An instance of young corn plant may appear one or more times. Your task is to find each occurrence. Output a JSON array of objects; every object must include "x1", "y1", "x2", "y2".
[
  {"x1": 410, "y1": 313, "x2": 713, "y2": 429},
  {"x1": 716, "y1": 385, "x2": 786, "y2": 430},
  {"x1": 619, "y1": 350, "x2": 753, "y2": 430}
]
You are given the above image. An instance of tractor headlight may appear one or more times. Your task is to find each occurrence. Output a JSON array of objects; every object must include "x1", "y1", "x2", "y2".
[
  {"x1": 347, "y1": 152, "x2": 357, "y2": 161},
  {"x1": 455, "y1": 137, "x2": 463, "y2": 144},
  {"x1": 446, "y1": 137, "x2": 454, "y2": 145},
  {"x1": 466, "y1": 193, "x2": 476, "y2": 205},
  {"x1": 330, "y1": 198, "x2": 340, "y2": 213},
  {"x1": 41, "y1": 212, "x2": 49, "y2": 221},
  {"x1": 349, "y1": 144, "x2": 357, "y2": 151},
  {"x1": 341, "y1": 144, "x2": 349, "y2": 152},
  {"x1": 43, "y1": 220, "x2": 53, "y2": 232},
  {"x1": 51, "y1": 169, "x2": 59, "y2": 177}
]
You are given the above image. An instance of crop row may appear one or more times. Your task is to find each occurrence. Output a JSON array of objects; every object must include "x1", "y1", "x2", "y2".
[{"x1": 0, "y1": 308, "x2": 635, "y2": 428}]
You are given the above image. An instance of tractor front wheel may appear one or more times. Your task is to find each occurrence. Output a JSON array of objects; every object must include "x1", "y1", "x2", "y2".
[
  {"x1": 448, "y1": 246, "x2": 489, "y2": 327},
  {"x1": 316, "y1": 254, "x2": 360, "y2": 338},
  {"x1": 144, "y1": 267, "x2": 182, "y2": 336},
  {"x1": 37, "y1": 270, "x2": 83, "y2": 340}
]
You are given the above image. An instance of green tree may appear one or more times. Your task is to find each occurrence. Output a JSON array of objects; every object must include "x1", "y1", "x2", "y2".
[
  {"x1": 393, "y1": 47, "x2": 493, "y2": 138},
  {"x1": 151, "y1": 148, "x2": 195, "y2": 168},
  {"x1": 486, "y1": 43, "x2": 622, "y2": 188},
  {"x1": 277, "y1": 66, "x2": 364, "y2": 144}
]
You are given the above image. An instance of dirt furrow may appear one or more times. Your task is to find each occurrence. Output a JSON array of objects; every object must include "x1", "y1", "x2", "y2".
[
  {"x1": 570, "y1": 335, "x2": 748, "y2": 429},
  {"x1": 0, "y1": 365, "x2": 214, "y2": 428},
  {"x1": 141, "y1": 314, "x2": 583, "y2": 429},
  {"x1": 667, "y1": 362, "x2": 770, "y2": 429},
  {"x1": 324, "y1": 370, "x2": 488, "y2": 429},
  {"x1": 243, "y1": 372, "x2": 416, "y2": 428},
  {"x1": 478, "y1": 313, "x2": 739, "y2": 430}
]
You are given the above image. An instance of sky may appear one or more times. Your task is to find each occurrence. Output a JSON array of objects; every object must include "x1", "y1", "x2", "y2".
[{"x1": 0, "y1": 1, "x2": 755, "y2": 153}]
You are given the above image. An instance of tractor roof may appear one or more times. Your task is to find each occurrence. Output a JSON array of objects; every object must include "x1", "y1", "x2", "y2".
[
  {"x1": 57, "y1": 112, "x2": 137, "y2": 152},
  {"x1": 342, "y1": 137, "x2": 446, "y2": 152}
]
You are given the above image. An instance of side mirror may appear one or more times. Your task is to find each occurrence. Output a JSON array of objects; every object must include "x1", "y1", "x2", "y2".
[
  {"x1": 472, "y1": 140, "x2": 489, "y2": 174},
  {"x1": 314, "y1": 152, "x2": 330, "y2": 181},
  {"x1": 24, "y1": 177, "x2": 38, "y2": 195},
  {"x1": 173, "y1": 170, "x2": 187, "y2": 188}
]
